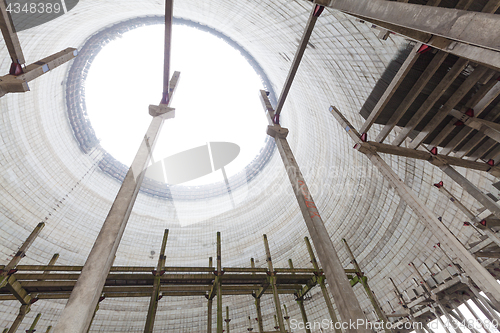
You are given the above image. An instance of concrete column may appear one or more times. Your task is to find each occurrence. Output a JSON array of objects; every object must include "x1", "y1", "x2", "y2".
[
  {"x1": 297, "y1": 300, "x2": 311, "y2": 333},
  {"x1": 263, "y1": 234, "x2": 285, "y2": 333},
  {"x1": 435, "y1": 301, "x2": 463, "y2": 333},
  {"x1": 216, "y1": 232, "x2": 223, "y2": 333},
  {"x1": 470, "y1": 295, "x2": 500, "y2": 324},
  {"x1": 435, "y1": 183, "x2": 500, "y2": 247},
  {"x1": 343, "y1": 238, "x2": 390, "y2": 332},
  {"x1": 451, "y1": 301, "x2": 481, "y2": 333},
  {"x1": 439, "y1": 165, "x2": 500, "y2": 222},
  {"x1": 207, "y1": 257, "x2": 213, "y2": 333},
  {"x1": 26, "y1": 313, "x2": 41, "y2": 333},
  {"x1": 330, "y1": 105, "x2": 500, "y2": 310},
  {"x1": 225, "y1": 306, "x2": 231, "y2": 333},
  {"x1": 304, "y1": 237, "x2": 341, "y2": 333},
  {"x1": 248, "y1": 316, "x2": 253, "y2": 332},
  {"x1": 252, "y1": 258, "x2": 264, "y2": 333},
  {"x1": 255, "y1": 298, "x2": 264, "y2": 333},
  {"x1": 54, "y1": 73, "x2": 179, "y2": 333},
  {"x1": 86, "y1": 304, "x2": 99, "y2": 333},
  {"x1": 283, "y1": 304, "x2": 291, "y2": 333},
  {"x1": 463, "y1": 299, "x2": 494, "y2": 333},
  {"x1": 8, "y1": 304, "x2": 30, "y2": 333},
  {"x1": 46, "y1": 326, "x2": 52, "y2": 333},
  {"x1": 144, "y1": 229, "x2": 169, "y2": 333},
  {"x1": 430, "y1": 306, "x2": 452, "y2": 333},
  {"x1": 0, "y1": 222, "x2": 45, "y2": 288},
  {"x1": 260, "y1": 91, "x2": 369, "y2": 333}
]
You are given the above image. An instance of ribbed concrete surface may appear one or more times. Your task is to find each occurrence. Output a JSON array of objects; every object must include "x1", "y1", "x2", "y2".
[{"x1": 0, "y1": 0, "x2": 496, "y2": 331}]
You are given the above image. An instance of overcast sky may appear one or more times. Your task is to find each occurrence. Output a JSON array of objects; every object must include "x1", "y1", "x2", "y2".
[{"x1": 85, "y1": 24, "x2": 267, "y2": 186}]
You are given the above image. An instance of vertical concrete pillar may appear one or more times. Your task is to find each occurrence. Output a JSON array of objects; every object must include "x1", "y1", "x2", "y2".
[
  {"x1": 8, "y1": 304, "x2": 30, "y2": 333},
  {"x1": 225, "y1": 306, "x2": 231, "y2": 333},
  {"x1": 342, "y1": 238, "x2": 391, "y2": 332},
  {"x1": 263, "y1": 235, "x2": 285, "y2": 333},
  {"x1": 296, "y1": 300, "x2": 311, "y2": 333},
  {"x1": 53, "y1": 73, "x2": 179, "y2": 333},
  {"x1": 430, "y1": 306, "x2": 452, "y2": 333},
  {"x1": 207, "y1": 257, "x2": 213, "y2": 333},
  {"x1": 435, "y1": 301, "x2": 463, "y2": 333},
  {"x1": 260, "y1": 91, "x2": 369, "y2": 333},
  {"x1": 470, "y1": 296, "x2": 500, "y2": 324},
  {"x1": 248, "y1": 316, "x2": 253, "y2": 332},
  {"x1": 86, "y1": 303, "x2": 99, "y2": 333},
  {"x1": 451, "y1": 301, "x2": 481, "y2": 333},
  {"x1": 144, "y1": 229, "x2": 169, "y2": 333},
  {"x1": 216, "y1": 232, "x2": 223, "y2": 333}
]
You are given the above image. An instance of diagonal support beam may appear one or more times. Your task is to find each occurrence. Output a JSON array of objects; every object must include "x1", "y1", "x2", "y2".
[
  {"x1": 144, "y1": 229, "x2": 169, "y2": 333},
  {"x1": 0, "y1": 48, "x2": 78, "y2": 98},
  {"x1": 360, "y1": 43, "x2": 421, "y2": 134},
  {"x1": 376, "y1": 50, "x2": 448, "y2": 143},
  {"x1": 274, "y1": 3, "x2": 324, "y2": 119},
  {"x1": 0, "y1": 0, "x2": 25, "y2": 64},
  {"x1": 261, "y1": 91, "x2": 370, "y2": 333},
  {"x1": 331, "y1": 105, "x2": 500, "y2": 310},
  {"x1": 0, "y1": 222, "x2": 44, "y2": 288},
  {"x1": 392, "y1": 58, "x2": 469, "y2": 146},
  {"x1": 53, "y1": 72, "x2": 180, "y2": 333},
  {"x1": 409, "y1": 66, "x2": 489, "y2": 149}
]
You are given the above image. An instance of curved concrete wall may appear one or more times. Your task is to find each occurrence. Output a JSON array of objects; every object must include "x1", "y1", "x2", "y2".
[{"x1": 0, "y1": 0, "x2": 495, "y2": 331}]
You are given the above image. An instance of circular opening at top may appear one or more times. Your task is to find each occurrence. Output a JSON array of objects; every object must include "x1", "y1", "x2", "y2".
[{"x1": 85, "y1": 24, "x2": 269, "y2": 186}]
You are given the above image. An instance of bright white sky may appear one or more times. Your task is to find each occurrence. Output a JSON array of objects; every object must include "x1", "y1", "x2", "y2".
[{"x1": 85, "y1": 24, "x2": 268, "y2": 186}]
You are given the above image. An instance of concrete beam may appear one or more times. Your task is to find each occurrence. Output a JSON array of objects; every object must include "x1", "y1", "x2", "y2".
[{"x1": 7, "y1": 305, "x2": 30, "y2": 333}]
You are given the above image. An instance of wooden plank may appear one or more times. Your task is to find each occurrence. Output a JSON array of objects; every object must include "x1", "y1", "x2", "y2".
[
  {"x1": 375, "y1": 50, "x2": 448, "y2": 143},
  {"x1": 360, "y1": 43, "x2": 422, "y2": 134},
  {"x1": 391, "y1": 58, "x2": 468, "y2": 146}
]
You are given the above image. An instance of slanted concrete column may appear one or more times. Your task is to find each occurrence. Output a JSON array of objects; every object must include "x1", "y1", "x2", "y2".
[
  {"x1": 8, "y1": 304, "x2": 30, "y2": 333},
  {"x1": 54, "y1": 72, "x2": 179, "y2": 333},
  {"x1": 296, "y1": 300, "x2": 311, "y2": 333},
  {"x1": 144, "y1": 229, "x2": 169, "y2": 333},
  {"x1": 330, "y1": 105, "x2": 500, "y2": 310},
  {"x1": 225, "y1": 306, "x2": 231, "y2": 333},
  {"x1": 254, "y1": 298, "x2": 264, "y2": 333},
  {"x1": 343, "y1": 238, "x2": 390, "y2": 332},
  {"x1": 260, "y1": 91, "x2": 369, "y2": 333},
  {"x1": 263, "y1": 235, "x2": 285, "y2": 333},
  {"x1": 207, "y1": 257, "x2": 213, "y2": 333},
  {"x1": 283, "y1": 304, "x2": 291, "y2": 333}
]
